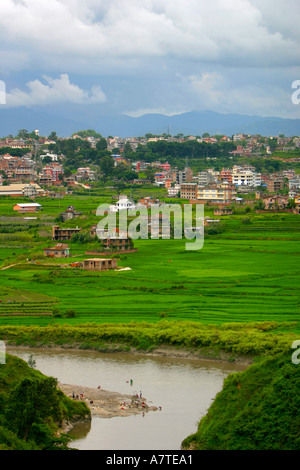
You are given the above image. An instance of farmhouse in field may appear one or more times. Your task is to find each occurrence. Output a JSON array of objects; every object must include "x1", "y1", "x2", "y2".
[
  {"x1": 52, "y1": 225, "x2": 81, "y2": 240},
  {"x1": 214, "y1": 208, "x2": 233, "y2": 216},
  {"x1": 13, "y1": 202, "x2": 42, "y2": 213},
  {"x1": 82, "y1": 258, "x2": 117, "y2": 271},
  {"x1": 137, "y1": 197, "x2": 160, "y2": 208},
  {"x1": 204, "y1": 217, "x2": 220, "y2": 226},
  {"x1": 43, "y1": 244, "x2": 70, "y2": 258},
  {"x1": 109, "y1": 195, "x2": 136, "y2": 212},
  {"x1": 59, "y1": 206, "x2": 82, "y2": 221},
  {"x1": 100, "y1": 237, "x2": 134, "y2": 252},
  {"x1": 89, "y1": 225, "x2": 135, "y2": 252}
]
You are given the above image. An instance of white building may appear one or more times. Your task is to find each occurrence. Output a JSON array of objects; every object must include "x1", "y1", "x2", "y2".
[
  {"x1": 289, "y1": 176, "x2": 300, "y2": 190},
  {"x1": 41, "y1": 153, "x2": 59, "y2": 162},
  {"x1": 109, "y1": 195, "x2": 136, "y2": 212},
  {"x1": 167, "y1": 184, "x2": 180, "y2": 197},
  {"x1": 232, "y1": 168, "x2": 261, "y2": 187}
]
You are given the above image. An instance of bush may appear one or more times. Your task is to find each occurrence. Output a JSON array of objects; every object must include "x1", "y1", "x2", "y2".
[
  {"x1": 52, "y1": 308, "x2": 62, "y2": 318},
  {"x1": 65, "y1": 309, "x2": 77, "y2": 318},
  {"x1": 241, "y1": 217, "x2": 252, "y2": 225},
  {"x1": 205, "y1": 222, "x2": 225, "y2": 235}
]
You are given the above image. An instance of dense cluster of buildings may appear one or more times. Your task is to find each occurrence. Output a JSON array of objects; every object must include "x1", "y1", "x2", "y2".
[
  {"x1": 0, "y1": 153, "x2": 36, "y2": 183},
  {"x1": 105, "y1": 132, "x2": 298, "y2": 155},
  {"x1": 149, "y1": 164, "x2": 299, "y2": 206},
  {"x1": 0, "y1": 132, "x2": 300, "y2": 210}
]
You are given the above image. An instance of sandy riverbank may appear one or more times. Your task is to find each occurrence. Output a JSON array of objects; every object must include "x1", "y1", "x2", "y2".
[{"x1": 59, "y1": 382, "x2": 158, "y2": 418}]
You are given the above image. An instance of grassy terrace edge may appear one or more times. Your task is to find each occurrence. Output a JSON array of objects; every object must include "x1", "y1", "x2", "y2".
[{"x1": 1, "y1": 320, "x2": 298, "y2": 359}]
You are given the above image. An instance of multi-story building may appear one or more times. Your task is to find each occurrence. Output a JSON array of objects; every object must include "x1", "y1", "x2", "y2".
[
  {"x1": 76, "y1": 167, "x2": 95, "y2": 181},
  {"x1": 137, "y1": 197, "x2": 160, "y2": 208},
  {"x1": 289, "y1": 176, "x2": 300, "y2": 191},
  {"x1": 180, "y1": 183, "x2": 198, "y2": 200},
  {"x1": 0, "y1": 183, "x2": 44, "y2": 197},
  {"x1": 40, "y1": 163, "x2": 64, "y2": 184},
  {"x1": 167, "y1": 184, "x2": 180, "y2": 197},
  {"x1": 267, "y1": 177, "x2": 284, "y2": 192},
  {"x1": 219, "y1": 169, "x2": 232, "y2": 183},
  {"x1": 198, "y1": 171, "x2": 217, "y2": 186},
  {"x1": 100, "y1": 238, "x2": 134, "y2": 252},
  {"x1": 176, "y1": 167, "x2": 193, "y2": 184},
  {"x1": 197, "y1": 183, "x2": 236, "y2": 205},
  {"x1": 52, "y1": 225, "x2": 81, "y2": 241},
  {"x1": 43, "y1": 244, "x2": 70, "y2": 258},
  {"x1": 294, "y1": 195, "x2": 300, "y2": 214},
  {"x1": 232, "y1": 168, "x2": 261, "y2": 187},
  {"x1": 262, "y1": 195, "x2": 289, "y2": 210}
]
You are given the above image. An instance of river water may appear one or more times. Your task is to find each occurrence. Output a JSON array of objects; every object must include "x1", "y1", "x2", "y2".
[{"x1": 8, "y1": 347, "x2": 247, "y2": 450}]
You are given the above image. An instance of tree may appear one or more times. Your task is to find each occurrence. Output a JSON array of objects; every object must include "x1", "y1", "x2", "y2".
[
  {"x1": 96, "y1": 138, "x2": 107, "y2": 151},
  {"x1": 267, "y1": 137, "x2": 278, "y2": 152},
  {"x1": 17, "y1": 129, "x2": 29, "y2": 140},
  {"x1": 48, "y1": 131, "x2": 58, "y2": 141},
  {"x1": 123, "y1": 141, "x2": 133, "y2": 156},
  {"x1": 100, "y1": 155, "x2": 114, "y2": 177},
  {"x1": 47, "y1": 143, "x2": 57, "y2": 152},
  {"x1": 28, "y1": 131, "x2": 39, "y2": 141},
  {"x1": 64, "y1": 168, "x2": 72, "y2": 178},
  {"x1": 72, "y1": 129, "x2": 103, "y2": 139},
  {"x1": 145, "y1": 167, "x2": 155, "y2": 182},
  {"x1": 6, "y1": 377, "x2": 62, "y2": 441},
  {"x1": 27, "y1": 354, "x2": 36, "y2": 369},
  {"x1": 42, "y1": 156, "x2": 52, "y2": 164}
]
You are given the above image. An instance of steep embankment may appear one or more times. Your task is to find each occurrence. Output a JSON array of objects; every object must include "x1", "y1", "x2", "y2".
[
  {"x1": 181, "y1": 351, "x2": 300, "y2": 450},
  {"x1": 0, "y1": 354, "x2": 90, "y2": 450}
]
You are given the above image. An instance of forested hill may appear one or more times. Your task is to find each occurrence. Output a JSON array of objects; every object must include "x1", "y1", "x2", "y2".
[
  {"x1": 0, "y1": 354, "x2": 90, "y2": 450},
  {"x1": 182, "y1": 351, "x2": 300, "y2": 450}
]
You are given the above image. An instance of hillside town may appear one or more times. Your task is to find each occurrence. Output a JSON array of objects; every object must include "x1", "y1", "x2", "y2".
[{"x1": 0, "y1": 130, "x2": 299, "y2": 215}]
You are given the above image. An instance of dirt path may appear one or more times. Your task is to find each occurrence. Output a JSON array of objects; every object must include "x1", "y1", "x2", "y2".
[
  {"x1": 59, "y1": 383, "x2": 158, "y2": 418},
  {"x1": 1, "y1": 264, "x2": 18, "y2": 270}
]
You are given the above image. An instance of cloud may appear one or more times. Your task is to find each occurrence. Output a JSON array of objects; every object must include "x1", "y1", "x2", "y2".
[
  {"x1": 124, "y1": 107, "x2": 189, "y2": 118},
  {"x1": 5, "y1": 74, "x2": 106, "y2": 107},
  {"x1": 1, "y1": 1, "x2": 299, "y2": 118},
  {"x1": 184, "y1": 71, "x2": 296, "y2": 118},
  {"x1": 0, "y1": 0, "x2": 299, "y2": 72}
]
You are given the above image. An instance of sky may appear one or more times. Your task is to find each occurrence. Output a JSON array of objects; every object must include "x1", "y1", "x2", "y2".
[{"x1": 0, "y1": 0, "x2": 300, "y2": 120}]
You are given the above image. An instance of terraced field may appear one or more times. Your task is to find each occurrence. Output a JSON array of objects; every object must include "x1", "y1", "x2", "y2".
[{"x1": 0, "y1": 196, "x2": 299, "y2": 332}]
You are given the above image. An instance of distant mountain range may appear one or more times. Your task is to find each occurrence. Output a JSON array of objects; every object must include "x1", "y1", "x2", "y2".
[{"x1": 0, "y1": 106, "x2": 299, "y2": 138}]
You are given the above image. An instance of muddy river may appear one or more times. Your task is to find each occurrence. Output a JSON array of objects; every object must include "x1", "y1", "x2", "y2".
[{"x1": 8, "y1": 347, "x2": 247, "y2": 450}]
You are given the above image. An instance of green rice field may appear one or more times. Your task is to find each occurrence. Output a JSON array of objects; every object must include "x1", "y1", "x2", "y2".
[{"x1": 0, "y1": 195, "x2": 299, "y2": 332}]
